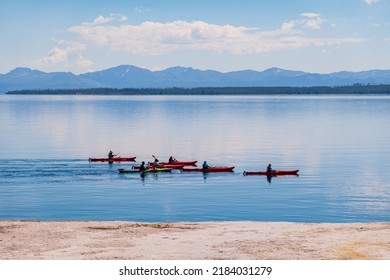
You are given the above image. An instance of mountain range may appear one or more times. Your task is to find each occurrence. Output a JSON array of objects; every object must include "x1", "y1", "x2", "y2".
[{"x1": 1, "y1": 65, "x2": 390, "y2": 93}]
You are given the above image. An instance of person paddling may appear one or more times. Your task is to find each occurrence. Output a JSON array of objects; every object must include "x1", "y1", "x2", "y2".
[
  {"x1": 168, "y1": 156, "x2": 177, "y2": 163},
  {"x1": 152, "y1": 155, "x2": 160, "y2": 165},
  {"x1": 152, "y1": 155, "x2": 164, "y2": 167},
  {"x1": 267, "y1": 164, "x2": 274, "y2": 172},
  {"x1": 139, "y1": 161, "x2": 146, "y2": 172},
  {"x1": 108, "y1": 151, "x2": 118, "y2": 160},
  {"x1": 202, "y1": 161, "x2": 210, "y2": 169}
]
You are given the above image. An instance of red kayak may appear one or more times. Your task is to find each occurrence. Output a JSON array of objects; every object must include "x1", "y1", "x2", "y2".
[
  {"x1": 160, "y1": 160, "x2": 197, "y2": 166},
  {"x1": 89, "y1": 157, "x2": 136, "y2": 162},
  {"x1": 243, "y1": 170, "x2": 299, "y2": 176},
  {"x1": 133, "y1": 164, "x2": 185, "y2": 170},
  {"x1": 183, "y1": 166, "x2": 235, "y2": 172}
]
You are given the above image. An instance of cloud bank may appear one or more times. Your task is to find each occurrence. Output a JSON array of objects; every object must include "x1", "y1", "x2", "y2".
[
  {"x1": 67, "y1": 14, "x2": 363, "y2": 55},
  {"x1": 33, "y1": 13, "x2": 365, "y2": 72}
]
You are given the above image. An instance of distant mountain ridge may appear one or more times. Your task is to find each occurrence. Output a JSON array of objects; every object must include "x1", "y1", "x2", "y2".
[{"x1": 1, "y1": 65, "x2": 390, "y2": 93}]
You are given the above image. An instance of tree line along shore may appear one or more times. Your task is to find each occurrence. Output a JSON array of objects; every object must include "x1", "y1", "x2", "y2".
[{"x1": 5, "y1": 84, "x2": 390, "y2": 95}]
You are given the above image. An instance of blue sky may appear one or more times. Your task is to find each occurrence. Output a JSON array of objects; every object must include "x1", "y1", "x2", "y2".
[{"x1": 1, "y1": 0, "x2": 389, "y2": 74}]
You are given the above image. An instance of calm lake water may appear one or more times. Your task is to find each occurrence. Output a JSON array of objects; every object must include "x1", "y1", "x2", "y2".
[{"x1": 1, "y1": 94, "x2": 389, "y2": 222}]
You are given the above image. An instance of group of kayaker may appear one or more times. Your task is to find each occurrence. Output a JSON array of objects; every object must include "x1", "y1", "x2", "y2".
[
  {"x1": 107, "y1": 151, "x2": 276, "y2": 172},
  {"x1": 138, "y1": 155, "x2": 178, "y2": 171},
  {"x1": 154, "y1": 155, "x2": 211, "y2": 170},
  {"x1": 108, "y1": 151, "x2": 216, "y2": 171}
]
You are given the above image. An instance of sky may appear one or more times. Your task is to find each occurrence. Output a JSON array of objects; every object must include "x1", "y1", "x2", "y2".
[{"x1": 0, "y1": 0, "x2": 389, "y2": 74}]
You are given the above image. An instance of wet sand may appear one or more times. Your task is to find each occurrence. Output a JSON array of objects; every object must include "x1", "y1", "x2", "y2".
[{"x1": 1, "y1": 221, "x2": 390, "y2": 260}]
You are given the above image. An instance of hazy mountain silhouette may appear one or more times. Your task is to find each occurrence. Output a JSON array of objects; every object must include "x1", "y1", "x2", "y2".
[{"x1": 1, "y1": 65, "x2": 390, "y2": 92}]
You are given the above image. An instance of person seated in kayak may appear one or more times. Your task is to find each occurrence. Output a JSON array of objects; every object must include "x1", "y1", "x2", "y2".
[
  {"x1": 150, "y1": 158, "x2": 163, "y2": 168},
  {"x1": 108, "y1": 151, "x2": 118, "y2": 159},
  {"x1": 267, "y1": 164, "x2": 274, "y2": 172},
  {"x1": 139, "y1": 161, "x2": 146, "y2": 172},
  {"x1": 168, "y1": 156, "x2": 177, "y2": 163},
  {"x1": 202, "y1": 161, "x2": 210, "y2": 169}
]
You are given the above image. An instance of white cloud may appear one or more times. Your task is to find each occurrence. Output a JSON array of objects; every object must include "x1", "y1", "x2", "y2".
[
  {"x1": 300, "y1": 13, "x2": 325, "y2": 29},
  {"x1": 134, "y1": 6, "x2": 150, "y2": 13},
  {"x1": 68, "y1": 16, "x2": 363, "y2": 55},
  {"x1": 364, "y1": 0, "x2": 380, "y2": 5},
  {"x1": 280, "y1": 21, "x2": 296, "y2": 33},
  {"x1": 82, "y1": 14, "x2": 127, "y2": 27},
  {"x1": 69, "y1": 20, "x2": 258, "y2": 54},
  {"x1": 35, "y1": 41, "x2": 93, "y2": 70},
  {"x1": 300, "y1": 13, "x2": 321, "y2": 18},
  {"x1": 41, "y1": 47, "x2": 68, "y2": 64}
]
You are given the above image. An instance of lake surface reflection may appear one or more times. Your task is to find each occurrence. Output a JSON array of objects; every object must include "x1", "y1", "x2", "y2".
[{"x1": 1, "y1": 94, "x2": 389, "y2": 222}]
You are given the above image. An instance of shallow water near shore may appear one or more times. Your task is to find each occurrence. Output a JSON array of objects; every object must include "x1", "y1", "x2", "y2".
[{"x1": 1, "y1": 94, "x2": 390, "y2": 222}]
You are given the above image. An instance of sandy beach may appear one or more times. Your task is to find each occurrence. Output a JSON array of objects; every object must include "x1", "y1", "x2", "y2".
[{"x1": 1, "y1": 221, "x2": 389, "y2": 260}]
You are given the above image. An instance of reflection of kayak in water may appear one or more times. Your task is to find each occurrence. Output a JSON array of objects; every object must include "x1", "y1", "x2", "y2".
[
  {"x1": 243, "y1": 170, "x2": 299, "y2": 176},
  {"x1": 118, "y1": 168, "x2": 172, "y2": 174},
  {"x1": 182, "y1": 166, "x2": 235, "y2": 172},
  {"x1": 89, "y1": 157, "x2": 136, "y2": 162}
]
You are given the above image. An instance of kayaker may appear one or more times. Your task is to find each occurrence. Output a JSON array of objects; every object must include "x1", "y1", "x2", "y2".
[
  {"x1": 267, "y1": 164, "x2": 273, "y2": 172},
  {"x1": 168, "y1": 156, "x2": 177, "y2": 163},
  {"x1": 108, "y1": 151, "x2": 118, "y2": 159},
  {"x1": 139, "y1": 161, "x2": 146, "y2": 172},
  {"x1": 202, "y1": 161, "x2": 210, "y2": 169},
  {"x1": 152, "y1": 155, "x2": 161, "y2": 166},
  {"x1": 153, "y1": 157, "x2": 162, "y2": 166}
]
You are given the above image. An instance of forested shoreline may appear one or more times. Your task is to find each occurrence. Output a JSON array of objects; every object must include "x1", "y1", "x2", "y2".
[{"x1": 5, "y1": 84, "x2": 390, "y2": 95}]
